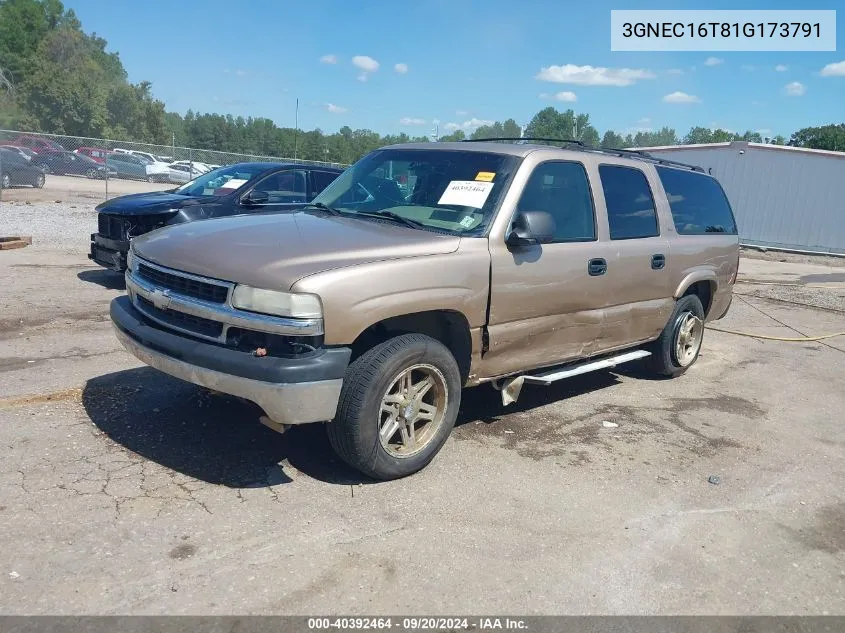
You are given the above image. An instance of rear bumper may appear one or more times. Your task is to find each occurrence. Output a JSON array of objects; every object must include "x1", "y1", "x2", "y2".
[
  {"x1": 110, "y1": 296, "x2": 349, "y2": 424},
  {"x1": 89, "y1": 233, "x2": 128, "y2": 271}
]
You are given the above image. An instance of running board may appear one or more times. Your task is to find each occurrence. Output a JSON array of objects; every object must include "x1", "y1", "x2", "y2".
[
  {"x1": 496, "y1": 349, "x2": 651, "y2": 406},
  {"x1": 522, "y1": 350, "x2": 651, "y2": 385}
]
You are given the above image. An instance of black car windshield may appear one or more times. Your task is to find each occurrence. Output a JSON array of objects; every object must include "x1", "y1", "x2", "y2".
[
  {"x1": 311, "y1": 148, "x2": 521, "y2": 235},
  {"x1": 174, "y1": 164, "x2": 269, "y2": 197}
]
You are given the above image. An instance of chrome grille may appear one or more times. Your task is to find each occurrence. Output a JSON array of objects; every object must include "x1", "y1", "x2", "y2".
[
  {"x1": 136, "y1": 296, "x2": 223, "y2": 339},
  {"x1": 138, "y1": 263, "x2": 229, "y2": 303}
]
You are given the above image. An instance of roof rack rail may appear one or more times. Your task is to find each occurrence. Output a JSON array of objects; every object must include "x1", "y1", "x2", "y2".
[
  {"x1": 571, "y1": 145, "x2": 705, "y2": 172},
  {"x1": 465, "y1": 137, "x2": 585, "y2": 146},
  {"x1": 463, "y1": 137, "x2": 705, "y2": 173}
]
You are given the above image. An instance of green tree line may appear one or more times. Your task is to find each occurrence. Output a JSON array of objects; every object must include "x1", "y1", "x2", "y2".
[{"x1": 2, "y1": 0, "x2": 843, "y2": 163}]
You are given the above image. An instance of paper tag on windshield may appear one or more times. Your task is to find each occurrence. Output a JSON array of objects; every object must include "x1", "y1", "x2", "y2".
[
  {"x1": 219, "y1": 178, "x2": 248, "y2": 189},
  {"x1": 437, "y1": 181, "x2": 494, "y2": 208}
]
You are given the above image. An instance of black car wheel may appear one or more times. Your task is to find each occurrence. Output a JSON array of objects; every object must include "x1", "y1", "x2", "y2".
[
  {"x1": 1, "y1": 173, "x2": 10, "y2": 189},
  {"x1": 86, "y1": 168, "x2": 98, "y2": 179},
  {"x1": 34, "y1": 173, "x2": 45, "y2": 188}
]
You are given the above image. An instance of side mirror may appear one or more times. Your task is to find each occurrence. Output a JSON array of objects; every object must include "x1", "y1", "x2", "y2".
[
  {"x1": 506, "y1": 210, "x2": 556, "y2": 249},
  {"x1": 242, "y1": 189, "x2": 269, "y2": 205}
]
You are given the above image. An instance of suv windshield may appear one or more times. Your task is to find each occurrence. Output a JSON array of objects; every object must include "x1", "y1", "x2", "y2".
[
  {"x1": 311, "y1": 148, "x2": 521, "y2": 235},
  {"x1": 174, "y1": 164, "x2": 268, "y2": 197}
]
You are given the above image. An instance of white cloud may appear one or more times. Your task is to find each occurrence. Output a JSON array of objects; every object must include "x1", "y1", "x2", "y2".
[
  {"x1": 774, "y1": 64, "x2": 789, "y2": 72},
  {"x1": 820, "y1": 60, "x2": 845, "y2": 76},
  {"x1": 399, "y1": 117, "x2": 426, "y2": 125},
  {"x1": 553, "y1": 91, "x2": 577, "y2": 102},
  {"x1": 662, "y1": 91, "x2": 700, "y2": 104},
  {"x1": 394, "y1": 63, "x2": 409, "y2": 74},
  {"x1": 455, "y1": 110, "x2": 468, "y2": 116},
  {"x1": 444, "y1": 117, "x2": 495, "y2": 132},
  {"x1": 320, "y1": 54, "x2": 338, "y2": 64},
  {"x1": 535, "y1": 64, "x2": 656, "y2": 86},
  {"x1": 757, "y1": 128, "x2": 772, "y2": 136},
  {"x1": 541, "y1": 91, "x2": 577, "y2": 102},
  {"x1": 356, "y1": 72, "x2": 368, "y2": 82},
  {"x1": 352, "y1": 55, "x2": 380, "y2": 72},
  {"x1": 704, "y1": 57, "x2": 723, "y2": 66},
  {"x1": 784, "y1": 81, "x2": 806, "y2": 96},
  {"x1": 667, "y1": 68, "x2": 684, "y2": 75},
  {"x1": 325, "y1": 103, "x2": 348, "y2": 114}
]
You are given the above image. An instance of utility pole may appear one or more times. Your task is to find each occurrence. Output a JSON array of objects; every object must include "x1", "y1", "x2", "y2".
[{"x1": 293, "y1": 98, "x2": 299, "y2": 162}]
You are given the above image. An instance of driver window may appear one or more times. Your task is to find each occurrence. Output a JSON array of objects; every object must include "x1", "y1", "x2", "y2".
[
  {"x1": 517, "y1": 161, "x2": 596, "y2": 242},
  {"x1": 251, "y1": 170, "x2": 307, "y2": 203}
]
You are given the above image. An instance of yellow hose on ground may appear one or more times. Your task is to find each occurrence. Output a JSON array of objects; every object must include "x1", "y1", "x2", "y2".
[{"x1": 705, "y1": 326, "x2": 845, "y2": 342}]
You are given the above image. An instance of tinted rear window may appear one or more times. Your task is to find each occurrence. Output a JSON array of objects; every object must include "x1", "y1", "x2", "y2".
[
  {"x1": 656, "y1": 166, "x2": 737, "y2": 235},
  {"x1": 598, "y1": 165, "x2": 659, "y2": 240}
]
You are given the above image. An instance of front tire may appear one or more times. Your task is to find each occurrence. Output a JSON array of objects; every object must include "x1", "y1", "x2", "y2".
[
  {"x1": 34, "y1": 173, "x2": 45, "y2": 188},
  {"x1": 1, "y1": 173, "x2": 10, "y2": 189},
  {"x1": 327, "y1": 334, "x2": 461, "y2": 480},
  {"x1": 647, "y1": 294, "x2": 705, "y2": 377}
]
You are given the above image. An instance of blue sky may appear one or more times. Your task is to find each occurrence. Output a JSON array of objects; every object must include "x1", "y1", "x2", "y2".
[{"x1": 65, "y1": 0, "x2": 844, "y2": 139}]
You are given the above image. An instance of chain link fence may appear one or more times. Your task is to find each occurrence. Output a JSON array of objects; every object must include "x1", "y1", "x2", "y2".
[{"x1": 0, "y1": 129, "x2": 347, "y2": 202}]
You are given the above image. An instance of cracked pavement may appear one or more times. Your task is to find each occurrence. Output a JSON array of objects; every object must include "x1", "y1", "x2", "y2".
[{"x1": 1, "y1": 237, "x2": 844, "y2": 615}]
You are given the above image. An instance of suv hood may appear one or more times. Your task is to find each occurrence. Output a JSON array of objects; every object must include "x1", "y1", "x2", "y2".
[
  {"x1": 132, "y1": 210, "x2": 461, "y2": 290},
  {"x1": 96, "y1": 191, "x2": 212, "y2": 215}
]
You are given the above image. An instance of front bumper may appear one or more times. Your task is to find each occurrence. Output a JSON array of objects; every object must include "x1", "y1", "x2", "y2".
[
  {"x1": 110, "y1": 296, "x2": 350, "y2": 424},
  {"x1": 89, "y1": 233, "x2": 128, "y2": 271}
]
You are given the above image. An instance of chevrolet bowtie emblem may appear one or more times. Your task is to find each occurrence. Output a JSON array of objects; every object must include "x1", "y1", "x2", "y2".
[{"x1": 150, "y1": 288, "x2": 172, "y2": 311}]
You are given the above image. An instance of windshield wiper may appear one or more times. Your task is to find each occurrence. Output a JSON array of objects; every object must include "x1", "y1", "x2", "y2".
[
  {"x1": 357, "y1": 210, "x2": 426, "y2": 230},
  {"x1": 305, "y1": 202, "x2": 343, "y2": 216}
]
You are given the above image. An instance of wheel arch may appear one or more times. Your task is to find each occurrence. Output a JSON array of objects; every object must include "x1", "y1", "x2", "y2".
[
  {"x1": 349, "y1": 309, "x2": 473, "y2": 384},
  {"x1": 674, "y1": 271, "x2": 717, "y2": 316}
]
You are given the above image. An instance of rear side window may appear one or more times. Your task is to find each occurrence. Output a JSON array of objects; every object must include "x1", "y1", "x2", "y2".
[
  {"x1": 656, "y1": 166, "x2": 737, "y2": 235},
  {"x1": 598, "y1": 165, "x2": 659, "y2": 240}
]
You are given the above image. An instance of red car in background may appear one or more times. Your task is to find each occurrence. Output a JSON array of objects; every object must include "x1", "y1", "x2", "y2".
[
  {"x1": 74, "y1": 147, "x2": 109, "y2": 164},
  {"x1": 4, "y1": 134, "x2": 65, "y2": 154}
]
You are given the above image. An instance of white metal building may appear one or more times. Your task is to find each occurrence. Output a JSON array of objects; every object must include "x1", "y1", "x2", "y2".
[{"x1": 635, "y1": 141, "x2": 845, "y2": 256}]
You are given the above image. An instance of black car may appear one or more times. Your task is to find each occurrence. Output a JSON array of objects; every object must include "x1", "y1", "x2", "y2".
[
  {"x1": 0, "y1": 148, "x2": 47, "y2": 188},
  {"x1": 89, "y1": 161, "x2": 344, "y2": 271},
  {"x1": 35, "y1": 150, "x2": 116, "y2": 179}
]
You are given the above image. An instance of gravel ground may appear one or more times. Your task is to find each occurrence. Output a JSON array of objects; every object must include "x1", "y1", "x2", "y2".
[
  {"x1": 1, "y1": 200, "x2": 98, "y2": 251},
  {"x1": 737, "y1": 283, "x2": 845, "y2": 314}
]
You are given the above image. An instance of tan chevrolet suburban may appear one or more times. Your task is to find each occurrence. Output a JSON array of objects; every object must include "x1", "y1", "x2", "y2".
[{"x1": 110, "y1": 139, "x2": 740, "y2": 480}]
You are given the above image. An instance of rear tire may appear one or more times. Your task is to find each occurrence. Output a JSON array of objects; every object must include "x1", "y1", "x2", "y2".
[
  {"x1": 1, "y1": 173, "x2": 10, "y2": 189},
  {"x1": 646, "y1": 295, "x2": 705, "y2": 377},
  {"x1": 34, "y1": 173, "x2": 45, "y2": 188},
  {"x1": 327, "y1": 333, "x2": 461, "y2": 480}
]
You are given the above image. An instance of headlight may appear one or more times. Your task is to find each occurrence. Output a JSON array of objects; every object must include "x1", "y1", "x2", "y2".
[
  {"x1": 231, "y1": 285, "x2": 322, "y2": 319},
  {"x1": 126, "y1": 247, "x2": 137, "y2": 272}
]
